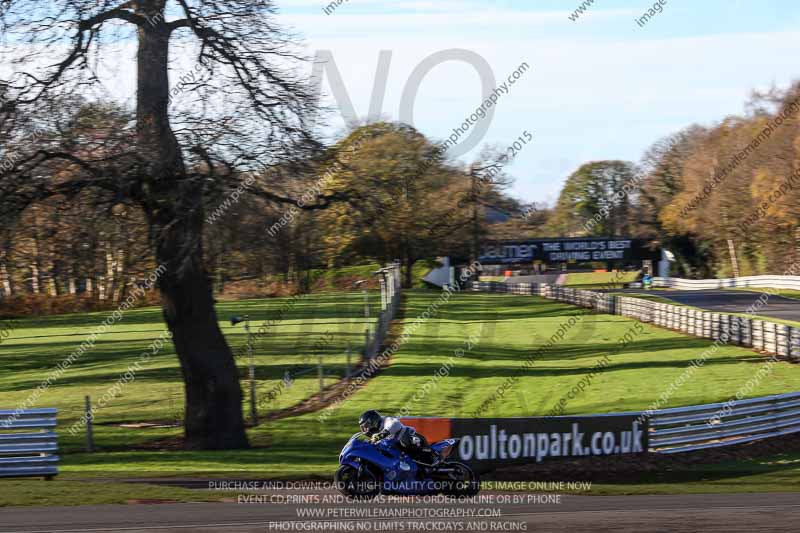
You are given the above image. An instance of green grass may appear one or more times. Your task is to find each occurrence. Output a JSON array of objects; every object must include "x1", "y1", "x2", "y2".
[
  {"x1": 293, "y1": 261, "x2": 433, "y2": 290},
  {"x1": 6, "y1": 449, "x2": 800, "y2": 506},
  {"x1": 0, "y1": 292, "x2": 382, "y2": 453},
  {"x1": 6, "y1": 450, "x2": 800, "y2": 506},
  {"x1": 44, "y1": 291, "x2": 800, "y2": 476},
  {"x1": 563, "y1": 271, "x2": 641, "y2": 289},
  {"x1": 0, "y1": 480, "x2": 228, "y2": 507},
  {"x1": 3, "y1": 289, "x2": 800, "y2": 504}
]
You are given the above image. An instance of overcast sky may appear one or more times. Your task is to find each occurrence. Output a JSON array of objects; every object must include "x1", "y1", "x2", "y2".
[{"x1": 276, "y1": 0, "x2": 800, "y2": 205}]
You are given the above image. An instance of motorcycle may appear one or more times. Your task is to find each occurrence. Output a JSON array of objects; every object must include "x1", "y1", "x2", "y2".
[{"x1": 335, "y1": 432, "x2": 480, "y2": 499}]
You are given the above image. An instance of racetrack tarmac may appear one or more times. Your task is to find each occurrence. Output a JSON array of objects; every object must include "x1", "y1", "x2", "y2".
[
  {"x1": 614, "y1": 289, "x2": 800, "y2": 322},
  {"x1": 2, "y1": 492, "x2": 799, "y2": 533}
]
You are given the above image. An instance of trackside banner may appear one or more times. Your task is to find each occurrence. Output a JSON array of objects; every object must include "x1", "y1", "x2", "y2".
[{"x1": 401, "y1": 415, "x2": 648, "y2": 467}]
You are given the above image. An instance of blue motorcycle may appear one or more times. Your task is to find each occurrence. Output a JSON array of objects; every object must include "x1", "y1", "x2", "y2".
[{"x1": 335, "y1": 432, "x2": 480, "y2": 499}]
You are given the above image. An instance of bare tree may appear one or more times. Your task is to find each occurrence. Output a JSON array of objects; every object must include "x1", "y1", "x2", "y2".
[{"x1": 0, "y1": 1, "x2": 330, "y2": 449}]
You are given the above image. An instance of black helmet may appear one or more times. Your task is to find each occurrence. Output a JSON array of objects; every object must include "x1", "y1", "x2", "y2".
[{"x1": 359, "y1": 410, "x2": 383, "y2": 436}]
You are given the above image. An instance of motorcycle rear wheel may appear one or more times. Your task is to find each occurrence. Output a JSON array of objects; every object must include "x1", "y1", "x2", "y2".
[
  {"x1": 334, "y1": 465, "x2": 381, "y2": 500},
  {"x1": 441, "y1": 461, "x2": 480, "y2": 497}
]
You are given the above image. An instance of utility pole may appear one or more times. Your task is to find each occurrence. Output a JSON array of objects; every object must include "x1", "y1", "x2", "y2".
[{"x1": 470, "y1": 166, "x2": 481, "y2": 265}]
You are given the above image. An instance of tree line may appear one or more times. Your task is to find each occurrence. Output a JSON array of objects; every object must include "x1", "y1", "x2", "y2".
[
  {"x1": 538, "y1": 82, "x2": 800, "y2": 278},
  {"x1": 0, "y1": 112, "x2": 515, "y2": 307},
  {"x1": 3, "y1": 82, "x2": 799, "y2": 311}
]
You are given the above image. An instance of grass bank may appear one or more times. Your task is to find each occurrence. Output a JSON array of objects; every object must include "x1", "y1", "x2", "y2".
[{"x1": 3, "y1": 290, "x2": 799, "y2": 504}]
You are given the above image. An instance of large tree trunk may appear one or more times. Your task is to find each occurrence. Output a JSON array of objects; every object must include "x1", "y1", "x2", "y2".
[
  {"x1": 157, "y1": 239, "x2": 249, "y2": 450},
  {"x1": 137, "y1": 2, "x2": 248, "y2": 450}
]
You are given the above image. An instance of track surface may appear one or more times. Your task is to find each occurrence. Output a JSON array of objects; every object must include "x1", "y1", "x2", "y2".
[
  {"x1": 2, "y1": 492, "x2": 799, "y2": 532},
  {"x1": 615, "y1": 289, "x2": 800, "y2": 322}
]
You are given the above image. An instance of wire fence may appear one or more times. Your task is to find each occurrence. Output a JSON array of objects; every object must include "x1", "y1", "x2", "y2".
[{"x1": 59, "y1": 263, "x2": 405, "y2": 450}]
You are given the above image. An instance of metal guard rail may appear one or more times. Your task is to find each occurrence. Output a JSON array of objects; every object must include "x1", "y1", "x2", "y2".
[
  {"x1": 469, "y1": 282, "x2": 800, "y2": 453},
  {"x1": 647, "y1": 392, "x2": 800, "y2": 453},
  {"x1": 0, "y1": 408, "x2": 59, "y2": 479}
]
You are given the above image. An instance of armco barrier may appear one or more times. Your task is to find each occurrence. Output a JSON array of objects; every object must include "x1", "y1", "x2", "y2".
[
  {"x1": 470, "y1": 281, "x2": 800, "y2": 362},
  {"x1": 652, "y1": 275, "x2": 800, "y2": 290},
  {"x1": 0, "y1": 408, "x2": 59, "y2": 479},
  {"x1": 648, "y1": 391, "x2": 800, "y2": 453}
]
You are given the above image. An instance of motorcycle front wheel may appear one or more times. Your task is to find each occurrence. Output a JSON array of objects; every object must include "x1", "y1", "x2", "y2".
[{"x1": 334, "y1": 464, "x2": 381, "y2": 500}]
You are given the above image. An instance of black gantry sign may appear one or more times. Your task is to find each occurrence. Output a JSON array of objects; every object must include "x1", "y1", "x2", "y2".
[{"x1": 479, "y1": 238, "x2": 657, "y2": 265}]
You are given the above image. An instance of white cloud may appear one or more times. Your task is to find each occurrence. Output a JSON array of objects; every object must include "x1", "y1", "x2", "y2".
[
  {"x1": 5, "y1": 3, "x2": 798, "y2": 206},
  {"x1": 290, "y1": 9, "x2": 800, "y2": 202}
]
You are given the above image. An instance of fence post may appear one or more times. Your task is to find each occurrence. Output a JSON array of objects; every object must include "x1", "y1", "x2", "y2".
[
  {"x1": 318, "y1": 354, "x2": 324, "y2": 393},
  {"x1": 379, "y1": 276, "x2": 387, "y2": 311},
  {"x1": 84, "y1": 395, "x2": 94, "y2": 453},
  {"x1": 245, "y1": 321, "x2": 257, "y2": 426},
  {"x1": 346, "y1": 342, "x2": 352, "y2": 379},
  {"x1": 784, "y1": 324, "x2": 792, "y2": 358}
]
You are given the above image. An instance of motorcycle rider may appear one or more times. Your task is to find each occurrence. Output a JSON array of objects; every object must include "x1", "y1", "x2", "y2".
[{"x1": 358, "y1": 410, "x2": 433, "y2": 465}]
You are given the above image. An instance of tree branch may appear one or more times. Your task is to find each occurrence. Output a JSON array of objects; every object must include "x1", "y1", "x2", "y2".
[
  {"x1": 77, "y1": 7, "x2": 147, "y2": 31},
  {"x1": 248, "y1": 187, "x2": 352, "y2": 211}
]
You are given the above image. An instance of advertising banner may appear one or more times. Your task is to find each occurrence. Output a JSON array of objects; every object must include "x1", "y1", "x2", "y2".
[
  {"x1": 401, "y1": 414, "x2": 648, "y2": 468},
  {"x1": 479, "y1": 238, "x2": 658, "y2": 265}
]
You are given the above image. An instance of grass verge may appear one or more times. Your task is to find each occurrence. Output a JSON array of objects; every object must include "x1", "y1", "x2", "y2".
[
  {"x1": 563, "y1": 271, "x2": 641, "y2": 289},
  {"x1": 0, "y1": 480, "x2": 227, "y2": 507},
  {"x1": 3, "y1": 290, "x2": 799, "y2": 504},
  {"x1": 48, "y1": 291, "x2": 800, "y2": 477}
]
